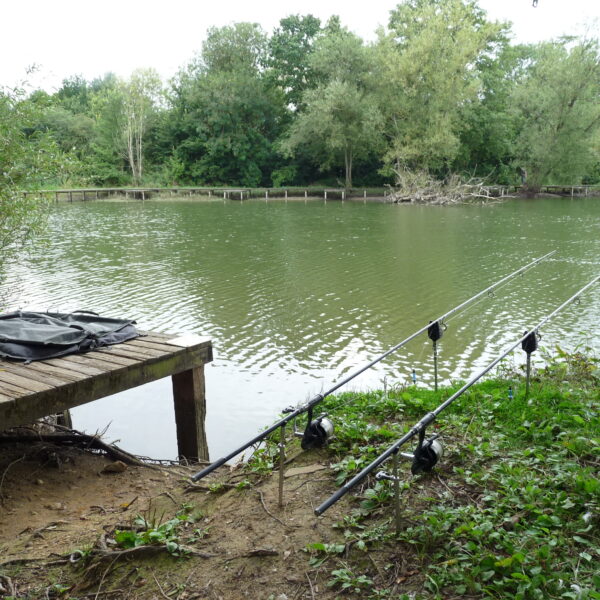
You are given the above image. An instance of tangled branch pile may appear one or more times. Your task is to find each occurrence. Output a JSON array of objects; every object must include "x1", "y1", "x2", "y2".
[{"x1": 389, "y1": 169, "x2": 510, "y2": 204}]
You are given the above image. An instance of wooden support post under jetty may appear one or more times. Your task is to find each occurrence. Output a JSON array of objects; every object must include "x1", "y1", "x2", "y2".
[
  {"x1": 0, "y1": 332, "x2": 213, "y2": 464},
  {"x1": 172, "y1": 365, "x2": 209, "y2": 461}
]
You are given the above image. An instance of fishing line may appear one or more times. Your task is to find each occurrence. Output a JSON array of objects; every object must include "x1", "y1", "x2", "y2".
[
  {"x1": 443, "y1": 273, "x2": 528, "y2": 327},
  {"x1": 314, "y1": 273, "x2": 600, "y2": 517},
  {"x1": 410, "y1": 265, "x2": 547, "y2": 384},
  {"x1": 191, "y1": 251, "x2": 555, "y2": 483}
]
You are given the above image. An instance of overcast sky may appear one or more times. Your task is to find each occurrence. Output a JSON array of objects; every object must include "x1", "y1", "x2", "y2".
[{"x1": 2, "y1": 0, "x2": 598, "y2": 92}]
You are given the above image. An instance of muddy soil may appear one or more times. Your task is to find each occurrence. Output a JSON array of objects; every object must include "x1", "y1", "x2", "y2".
[{"x1": 0, "y1": 440, "x2": 420, "y2": 599}]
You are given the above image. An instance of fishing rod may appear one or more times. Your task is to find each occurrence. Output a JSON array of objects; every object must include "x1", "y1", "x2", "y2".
[
  {"x1": 191, "y1": 251, "x2": 554, "y2": 483},
  {"x1": 314, "y1": 273, "x2": 600, "y2": 517}
]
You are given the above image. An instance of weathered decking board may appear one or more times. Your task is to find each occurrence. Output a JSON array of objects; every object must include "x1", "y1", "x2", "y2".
[{"x1": 0, "y1": 332, "x2": 213, "y2": 461}]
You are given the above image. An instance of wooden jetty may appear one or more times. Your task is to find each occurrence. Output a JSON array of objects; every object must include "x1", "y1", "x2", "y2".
[
  {"x1": 20, "y1": 184, "x2": 600, "y2": 204},
  {"x1": 22, "y1": 186, "x2": 389, "y2": 202},
  {"x1": 0, "y1": 332, "x2": 213, "y2": 462}
]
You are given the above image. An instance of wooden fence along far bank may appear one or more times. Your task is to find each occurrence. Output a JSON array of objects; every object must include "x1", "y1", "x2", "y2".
[
  {"x1": 20, "y1": 184, "x2": 600, "y2": 203},
  {"x1": 24, "y1": 187, "x2": 388, "y2": 202}
]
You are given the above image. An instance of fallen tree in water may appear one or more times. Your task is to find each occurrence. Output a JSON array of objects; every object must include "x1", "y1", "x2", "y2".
[{"x1": 389, "y1": 168, "x2": 512, "y2": 204}]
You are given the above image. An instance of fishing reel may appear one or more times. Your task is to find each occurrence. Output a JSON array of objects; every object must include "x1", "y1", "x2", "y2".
[
  {"x1": 301, "y1": 413, "x2": 334, "y2": 450},
  {"x1": 411, "y1": 434, "x2": 444, "y2": 474},
  {"x1": 375, "y1": 434, "x2": 444, "y2": 482}
]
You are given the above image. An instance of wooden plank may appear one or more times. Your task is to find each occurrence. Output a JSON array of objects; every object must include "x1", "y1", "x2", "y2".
[
  {"x1": 96, "y1": 346, "x2": 161, "y2": 362},
  {"x1": 126, "y1": 338, "x2": 185, "y2": 353},
  {"x1": 119, "y1": 341, "x2": 171, "y2": 356},
  {"x1": 0, "y1": 362, "x2": 68, "y2": 388},
  {"x1": 0, "y1": 370, "x2": 54, "y2": 393},
  {"x1": 19, "y1": 361, "x2": 89, "y2": 383},
  {"x1": 86, "y1": 349, "x2": 137, "y2": 367},
  {"x1": 100, "y1": 344, "x2": 171, "y2": 361},
  {"x1": 137, "y1": 331, "x2": 171, "y2": 341},
  {"x1": 0, "y1": 379, "x2": 32, "y2": 398},
  {"x1": 54, "y1": 353, "x2": 115, "y2": 369},
  {"x1": 51, "y1": 352, "x2": 128, "y2": 373},
  {"x1": 42, "y1": 356, "x2": 106, "y2": 377},
  {"x1": 0, "y1": 343, "x2": 212, "y2": 430}
]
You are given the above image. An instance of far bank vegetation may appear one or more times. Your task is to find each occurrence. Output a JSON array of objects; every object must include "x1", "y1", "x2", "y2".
[{"x1": 2, "y1": 0, "x2": 600, "y2": 203}]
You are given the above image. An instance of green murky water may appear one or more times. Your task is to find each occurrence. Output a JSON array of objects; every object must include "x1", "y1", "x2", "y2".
[{"x1": 4, "y1": 196, "x2": 599, "y2": 458}]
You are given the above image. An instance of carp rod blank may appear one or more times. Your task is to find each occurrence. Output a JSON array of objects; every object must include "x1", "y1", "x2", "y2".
[
  {"x1": 314, "y1": 273, "x2": 600, "y2": 517},
  {"x1": 191, "y1": 251, "x2": 555, "y2": 483}
]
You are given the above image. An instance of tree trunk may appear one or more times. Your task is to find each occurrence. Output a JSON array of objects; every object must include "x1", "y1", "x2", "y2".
[{"x1": 344, "y1": 147, "x2": 353, "y2": 189}]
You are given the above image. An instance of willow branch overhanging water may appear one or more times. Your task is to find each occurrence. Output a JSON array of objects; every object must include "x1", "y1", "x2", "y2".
[
  {"x1": 190, "y1": 251, "x2": 555, "y2": 482},
  {"x1": 314, "y1": 273, "x2": 600, "y2": 516}
]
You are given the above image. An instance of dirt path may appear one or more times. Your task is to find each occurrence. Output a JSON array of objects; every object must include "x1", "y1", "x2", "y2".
[{"x1": 0, "y1": 441, "x2": 393, "y2": 599}]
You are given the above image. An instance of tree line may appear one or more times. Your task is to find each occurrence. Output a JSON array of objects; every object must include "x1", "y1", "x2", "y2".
[{"x1": 2, "y1": 0, "x2": 600, "y2": 194}]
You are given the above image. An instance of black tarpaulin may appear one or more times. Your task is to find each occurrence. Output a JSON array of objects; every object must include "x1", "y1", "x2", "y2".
[{"x1": 0, "y1": 311, "x2": 139, "y2": 362}]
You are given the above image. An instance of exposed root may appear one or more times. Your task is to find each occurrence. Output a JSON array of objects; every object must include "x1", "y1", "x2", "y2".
[{"x1": 0, "y1": 430, "x2": 158, "y2": 469}]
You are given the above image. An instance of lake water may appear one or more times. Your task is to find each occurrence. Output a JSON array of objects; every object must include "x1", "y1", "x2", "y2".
[{"x1": 3, "y1": 196, "x2": 599, "y2": 460}]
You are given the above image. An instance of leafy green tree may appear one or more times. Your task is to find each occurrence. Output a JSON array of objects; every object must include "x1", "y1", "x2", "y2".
[
  {"x1": 281, "y1": 80, "x2": 383, "y2": 188},
  {"x1": 281, "y1": 28, "x2": 383, "y2": 188},
  {"x1": 510, "y1": 38, "x2": 600, "y2": 188},
  {"x1": 87, "y1": 75, "x2": 130, "y2": 185},
  {"x1": 56, "y1": 75, "x2": 91, "y2": 114},
  {"x1": 268, "y1": 14, "x2": 322, "y2": 110},
  {"x1": 0, "y1": 86, "x2": 51, "y2": 299},
  {"x1": 201, "y1": 22, "x2": 269, "y2": 73},
  {"x1": 170, "y1": 23, "x2": 285, "y2": 186},
  {"x1": 119, "y1": 68, "x2": 163, "y2": 184},
  {"x1": 453, "y1": 43, "x2": 530, "y2": 182},
  {"x1": 310, "y1": 27, "x2": 373, "y2": 86},
  {"x1": 42, "y1": 108, "x2": 95, "y2": 155},
  {"x1": 376, "y1": 0, "x2": 505, "y2": 174}
]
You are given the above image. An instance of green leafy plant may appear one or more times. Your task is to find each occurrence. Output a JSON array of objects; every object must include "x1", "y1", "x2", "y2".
[
  {"x1": 327, "y1": 564, "x2": 374, "y2": 593},
  {"x1": 304, "y1": 541, "x2": 346, "y2": 567},
  {"x1": 113, "y1": 506, "x2": 202, "y2": 556}
]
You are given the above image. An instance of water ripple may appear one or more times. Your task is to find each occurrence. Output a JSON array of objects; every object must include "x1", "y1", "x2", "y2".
[{"x1": 2, "y1": 198, "x2": 599, "y2": 459}]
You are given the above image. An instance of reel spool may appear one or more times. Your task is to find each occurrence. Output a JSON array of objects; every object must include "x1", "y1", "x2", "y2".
[
  {"x1": 411, "y1": 435, "x2": 444, "y2": 475},
  {"x1": 301, "y1": 414, "x2": 334, "y2": 450}
]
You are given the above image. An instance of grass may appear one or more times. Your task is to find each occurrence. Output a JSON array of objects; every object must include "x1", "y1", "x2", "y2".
[
  {"x1": 289, "y1": 348, "x2": 600, "y2": 599},
  {"x1": 2, "y1": 349, "x2": 596, "y2": 599}
]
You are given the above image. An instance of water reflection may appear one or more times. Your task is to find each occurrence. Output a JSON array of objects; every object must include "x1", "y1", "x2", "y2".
[{"x1": 3, "y1": 197, "x2": 599, "y2": 459}]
